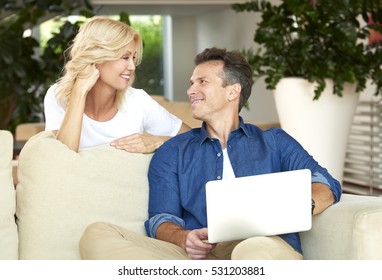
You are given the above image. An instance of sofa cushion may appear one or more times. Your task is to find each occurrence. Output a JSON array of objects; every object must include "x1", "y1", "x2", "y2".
[
  {"x1": 0, "y1": 130, "x2": 18, "y2": 259},
  {"x1": 16, "y1": 131, "x2": 153, "y2": 259}
]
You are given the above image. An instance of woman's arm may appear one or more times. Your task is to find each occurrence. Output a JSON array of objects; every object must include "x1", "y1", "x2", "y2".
[
  {"x1": 55, "y1": 89, "x2": 87, "y2": 152},
  {"x1": 110, "y1": 122, "x2": 191, "y2": 153},
  {"x1": 111, "y1": 121, "x2": 191, "y2": 153},
  {"x1": 56, "y1": 65, "x2": 99, "y2": 152}
]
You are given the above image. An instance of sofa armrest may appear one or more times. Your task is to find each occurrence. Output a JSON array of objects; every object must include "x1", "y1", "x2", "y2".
[
  {"x1": 300, "y1": 193, "x2": 382, "y2": 259},
  {"x1": 0, "y1": 130, "x2": 18, "y2": 259}
]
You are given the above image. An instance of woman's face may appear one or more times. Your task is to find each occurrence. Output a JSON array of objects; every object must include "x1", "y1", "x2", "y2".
[{"x1": 96, "y1": 41, "x2": 137, "y2": 92}]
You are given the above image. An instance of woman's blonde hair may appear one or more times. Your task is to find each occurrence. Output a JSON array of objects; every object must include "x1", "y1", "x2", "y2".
[{"x1": 56, "y1": 16, "x2": 143, "y2": 108}]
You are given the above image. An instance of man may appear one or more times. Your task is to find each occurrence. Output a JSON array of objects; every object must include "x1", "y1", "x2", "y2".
[{"x1": 80, "y1": 47, "x2": 341, "y2": 260}]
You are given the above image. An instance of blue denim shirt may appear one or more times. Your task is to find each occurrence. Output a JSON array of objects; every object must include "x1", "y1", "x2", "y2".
[{"x1": 145, "y1": 117, "x2": 342, "y2": 255}]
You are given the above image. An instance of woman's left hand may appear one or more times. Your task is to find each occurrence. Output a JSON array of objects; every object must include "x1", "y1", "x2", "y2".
[{"x1": 111, "y1": 133, "x2": 170, "y2": 153}]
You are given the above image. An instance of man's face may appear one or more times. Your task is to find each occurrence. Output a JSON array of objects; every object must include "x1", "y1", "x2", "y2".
[{"x1": 187, "y1": 61, "x2": 232, "y2": 121}]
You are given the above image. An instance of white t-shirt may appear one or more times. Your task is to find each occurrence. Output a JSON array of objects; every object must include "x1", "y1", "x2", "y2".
[
  {"x1": 222, "y1": 148, "x2": 235, "y2": 179},
  {"x1": 44, "y1": 84, "x2": 182, "y2": 149}
]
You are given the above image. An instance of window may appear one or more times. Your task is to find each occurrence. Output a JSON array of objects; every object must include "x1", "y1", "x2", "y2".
[{"x1": 343, "y1": 96, "x2": 382, "y2": 196}]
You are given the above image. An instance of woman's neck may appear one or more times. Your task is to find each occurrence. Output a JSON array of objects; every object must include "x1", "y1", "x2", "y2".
[{"x1": 84, "y1": 88, "x2": 118, "y2": 121}]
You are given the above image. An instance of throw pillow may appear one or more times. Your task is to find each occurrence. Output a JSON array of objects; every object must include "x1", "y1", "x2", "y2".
[{"x1": 16, "y1": 131, "x2": 153, "y2": 259}]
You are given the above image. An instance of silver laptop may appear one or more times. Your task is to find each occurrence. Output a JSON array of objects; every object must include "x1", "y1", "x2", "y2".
[{"x1": 205, "y1": 169, "x2": 312, "y2": 243}]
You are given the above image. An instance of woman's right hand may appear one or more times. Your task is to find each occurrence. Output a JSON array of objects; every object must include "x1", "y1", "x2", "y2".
[{"x1": 73, "y1": 64, "x2": 100, "y2": 97}]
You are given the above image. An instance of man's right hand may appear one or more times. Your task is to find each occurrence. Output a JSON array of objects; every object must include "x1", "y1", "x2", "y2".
[
  {"x1": 185, "y1": 228, "x2": 216, "y2": 260},
  {"x1": 156, "y1": 223, "x2": 216, "y2": 260}
]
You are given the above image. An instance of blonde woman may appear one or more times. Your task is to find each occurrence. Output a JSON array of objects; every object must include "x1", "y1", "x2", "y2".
[{"x1": 44, "y1": 16, "x2": 190, "y2": 153}]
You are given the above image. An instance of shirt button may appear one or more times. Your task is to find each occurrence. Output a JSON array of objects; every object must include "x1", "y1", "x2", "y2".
[
  {"x1": 217, "y1": 153, "x2": 221, "y2": 157},
  {"x1": 217, "y1": 176, "x2": 221, "y2": 179}
]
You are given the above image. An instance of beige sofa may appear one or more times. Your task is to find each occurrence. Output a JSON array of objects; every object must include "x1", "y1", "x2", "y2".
[{"x1": 1, "y1": 98, "x2": 382, "y2": 259}]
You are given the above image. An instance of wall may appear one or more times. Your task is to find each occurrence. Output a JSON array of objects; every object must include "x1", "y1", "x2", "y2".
[
  {"x1": 171, "y1": 15, "x2": 198, "y2": 103},
  {"x1": 172, "y1": 7, "x2": 279, "y2": 123}
]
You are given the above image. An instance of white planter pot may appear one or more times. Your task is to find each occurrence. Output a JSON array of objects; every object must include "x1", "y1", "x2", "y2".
[{"x1": 273, "y1": 78, "x2": 360, "y2": 184}]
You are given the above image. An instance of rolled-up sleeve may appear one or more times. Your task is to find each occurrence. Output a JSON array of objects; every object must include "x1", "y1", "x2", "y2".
[
  {"x1": 145, "y1": 213, "x2": 186, "y2": 238},
  {"x1": 312, "y1": 171, "x2": 341, "y2": 203}
]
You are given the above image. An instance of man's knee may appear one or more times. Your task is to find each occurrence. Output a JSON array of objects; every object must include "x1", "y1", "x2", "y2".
[
  {"x1": 83, "y1": 221, "x2": 111, "y2": 235},
  {"x1": 79, "y1": 222, "x2": 119, "y2": 259},
  {"x1": 231, "y1": 236, "x2": 302, "y2": 260},
  {"x1": 81, "y1": 222, "x2": 113, "y2": 243}
]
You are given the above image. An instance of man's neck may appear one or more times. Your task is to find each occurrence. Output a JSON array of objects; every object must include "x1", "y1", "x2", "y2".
[{"x1": 205, "y1": 115, "x2": 240, "y2": 149}]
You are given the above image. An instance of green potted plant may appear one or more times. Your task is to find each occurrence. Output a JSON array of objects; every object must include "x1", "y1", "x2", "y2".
[
  {"x1": 0, "y1": 0, "x2": 95, "y2": 133},
  {"x1": 232, "y1": 0, "x2": 382, "y2": 183},
  {"x1": 232, "y1": 0, "x2": 382, "y2": 98}
]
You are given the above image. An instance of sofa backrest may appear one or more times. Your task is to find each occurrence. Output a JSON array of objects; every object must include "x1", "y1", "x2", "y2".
[
  {"x1": 151, "y1": 95, "x2": 202, "y2": 128},
  {"x1": 15, "y1": 122, "x2": 45, "y2": 141},
  {"x1": 16, "y1": 131, "x2": 153, "y2": 259}
]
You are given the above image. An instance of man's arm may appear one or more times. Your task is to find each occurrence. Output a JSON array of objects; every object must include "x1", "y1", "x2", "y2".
[
  {"x1": 275, "y1": 129, "x2": 342, "y2": 205},
  {"x1": 156, "y1": 222, "x2": 190, "y2": 249},
  {"x1": 311, "y1": 182, "x2": 335, "y2": 215}
]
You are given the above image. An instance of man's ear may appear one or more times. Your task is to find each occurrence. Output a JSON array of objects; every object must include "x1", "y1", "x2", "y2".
[{"x1": 228, "y1": 83, "x2": 241, "y2": 102}]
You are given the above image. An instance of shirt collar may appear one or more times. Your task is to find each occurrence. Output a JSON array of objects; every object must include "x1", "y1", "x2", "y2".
[{"x1": 198, "y1": 116, "x2": 253, "y2": 145}]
